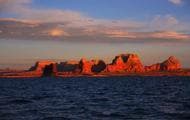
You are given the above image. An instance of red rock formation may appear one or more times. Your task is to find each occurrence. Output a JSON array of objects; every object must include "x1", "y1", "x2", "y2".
[
  {"x1": 145, "y1": 56, "x2": 181, "y2": 72},
  {"x1": 29, "y1": 61, "x2": 57, "y2": 74},
  {"x1": 79, "y1": 58, "x2": 93, "y2": 74},
  {"x1": 160, "y1": 56, "x2": 181, "y2": 71},
  {"x1": 91, "y1": 60, "x2": 106, "y2": 73},
  {"x1": 57, "y1": 60, "x2": 79, "y2": 72},
  {"x1": 79, "y1": 59, "x2": 106, "y2": 74},
  {"x1": 144, "y1": 63, "x2": 161, "y2": 72},
  {"x1": 25, "y1": 54, "x2": 181, "y2": 76},
  {"x1": 106, "y1": 56, "x2": 125, "y2": 72},
  {"x1": 106, "y1": 54, "x2": 144, "y2": 73},
  {"x1": 43, "y1": 63, "x2": 57, "y2": 76}
]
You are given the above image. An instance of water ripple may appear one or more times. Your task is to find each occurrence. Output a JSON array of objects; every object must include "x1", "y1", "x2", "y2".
[{"x1": 0, "y1": 76, "x2": 190, "y2": 120}]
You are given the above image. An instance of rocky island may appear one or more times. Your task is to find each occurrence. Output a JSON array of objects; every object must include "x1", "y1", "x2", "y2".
[{"x1": 0, "y1": 53, "x2": 190, "y2": 78}]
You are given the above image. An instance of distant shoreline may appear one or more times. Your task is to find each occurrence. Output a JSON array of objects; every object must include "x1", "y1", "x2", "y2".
[
  {"x1": 1, "y1": 53, "x2": 189, "y2": 78},
  {"x1": 1, "y1": 70, "x2": 190, "y2": 78}
]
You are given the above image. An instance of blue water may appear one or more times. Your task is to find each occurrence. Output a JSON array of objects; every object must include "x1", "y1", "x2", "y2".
[{"x1": 0, "y1": 77, "x2": 190, "y2": 120}]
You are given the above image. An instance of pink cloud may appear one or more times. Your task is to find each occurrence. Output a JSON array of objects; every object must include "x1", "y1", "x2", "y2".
[
  {"x1": 149, "y1": 31, "x2": 190, "y2": 39},
  {"x1": 37, "y1": 27, "x2": 71, "y2": 37},
  {"x1": 103, "y1": 30, "x2": 136, "y2": 38},
  {"x1": 168, "y1": 0, "x2": 182, "y2": 5},
  {"x1": 47, "y1": 28, "x2": 70, "y2": 37},
  {"x1": 0, "y1": 0, "x2": 190, "y2": 42}
]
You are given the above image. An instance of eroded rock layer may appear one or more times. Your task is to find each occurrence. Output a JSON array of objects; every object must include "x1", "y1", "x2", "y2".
[
  {"x1": 145, "y1": 56, "x2": 181, "y2": 72},
  {"x1": 79, "y1": 59, "x2": 106, "y2": 74},
  {"x1": 29, "y1": 61, "x2": 57, "y2": 76},
  {"x1": 27, "y1": 54, "x2": 182, "y2": 76},
  {"x1": 106, "y1": 54, "x2": 144, "y2": 73}
]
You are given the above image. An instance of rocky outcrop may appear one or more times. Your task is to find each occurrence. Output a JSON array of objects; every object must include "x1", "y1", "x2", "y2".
[
  {"x1": 27, "y1": 54, "x2": 182, "y2": 76},
  {"x1": 145, "y1": 56, "x2": 181, "y2": 72},
  {"x1": 161, "y1": 56, "x2": 181, "y2": 71},
  {"x1": 106, "y1": 54, "x2": 144, "y2": 73},
  {"x1": 43, "y1": 63, "x2": 57, "y2": 76},
  {"x1": 79, "y1": 59, "x2": 106, "y2": 74},
  {"x1": 144, "y1": 63, "x2": 161, "y2": 72},
  {"x1": 79, "y1": 58, "x2": 93, "y2": 74},
  {"x1": 57, "y1": 60, "x2": 79, "y2": 72},
  {"x1": 29, "y1": 61, "x2": 57, "y2": 76},
  {"x1": 91, "y1": 60, "x2": 106, "y2": 73}
]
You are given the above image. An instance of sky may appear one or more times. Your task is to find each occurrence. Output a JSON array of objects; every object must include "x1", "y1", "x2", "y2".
[{"x1": 0, "y1": 0, "x2": 190, "y2": 69}]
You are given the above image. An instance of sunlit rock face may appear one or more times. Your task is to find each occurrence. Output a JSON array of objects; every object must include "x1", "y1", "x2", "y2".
[
  {"x1": 145, "y1": 56, "x2": 181, "y2": 72},
  {"x1": 144, "y1": 63, "x2": 161, "y2": 72},
  {"x1": 79, "y1": 59, "x2": 106, "y2": 74},
  {"x1": 160, "y1": 56, "x2": 181, "y2": 71},
  {"x1": 26, "y1": 54, "x2": 181, "y2": 77},
  {"x1": 79, "y1": 58, "x2": 93, "y2": 74},
  {"x1": 29, "y1": 61, "x2": 57, "y2": 76},
  {"x1": 106, "y1": 54, "x2": 144, "y2": 73}
]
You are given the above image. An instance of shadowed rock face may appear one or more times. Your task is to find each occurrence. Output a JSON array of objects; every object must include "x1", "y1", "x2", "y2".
[
  {"x1": 57, "y1": 61, "x2": 79, "y2": 72},
  {"x1": 92, "y1": 60, "x2": 106, "y2": 73},
  {"x1": 145, "y1": 56, "x2": 181, "y2": 72},
  {"x1": 106, "y1": 54, "x2": 144, "y2": 73},
  {"x1": 29, "y1": 61, "x2": 56, "y2": 72},
  {"x1": 43, "y1": 63, "x2": 57, "y2": 77},
  {"x1": 29, "y1": 61, "x2": 57, "y2": 76}
]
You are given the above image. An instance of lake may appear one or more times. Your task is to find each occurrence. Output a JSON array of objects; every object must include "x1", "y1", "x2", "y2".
[{"x1": 0, "y1": 76, "x2": 190, "y2": 120}]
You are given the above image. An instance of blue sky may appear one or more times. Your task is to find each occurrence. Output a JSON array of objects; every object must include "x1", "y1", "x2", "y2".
[
  {"x1": 31, "y1": 0, "x2": 190, "y2": 20},
  {"x1": 0, "y1": 0, "x2": 190, "y2": 69}
]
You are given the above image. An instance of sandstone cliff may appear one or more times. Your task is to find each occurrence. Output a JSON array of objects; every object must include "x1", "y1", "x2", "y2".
[
  {"x1": 57, "y1": 61, "x2": 79, "y2": 72},
  {"x1": 145, "y1": 56, "x2": 181, "y2": 72},
  {"x1": 106, "y1": 54, "x2": 144, "y2": 73},
  {"x1": 161, "y1": 56, "x2": 181, "y2": 71},
  {"x1": 27, "y1": 54, "x2": 182, "y2": 76},
  {"x1": 29, "y1": 61, "x2": 57, "y2": 76},
  {"x1": 79, "y1": 59, "x2": 106, "y2": 74},
  {"x1": 92, "y1": 60, "x2": 106, "y2": 73}
]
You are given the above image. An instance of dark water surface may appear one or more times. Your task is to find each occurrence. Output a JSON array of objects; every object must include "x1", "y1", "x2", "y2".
[{"x1": 0, "y1": 76, "x2": 190, "y2": 120}]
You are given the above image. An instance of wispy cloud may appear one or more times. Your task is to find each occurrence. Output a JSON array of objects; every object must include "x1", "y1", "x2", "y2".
[
  {"x1": 137, "y1": 31, "x2": 190, "y2": 40},
  {"x1": 151, "y1": 31, "x2": 189, "y2": 39},
  {"x1": 103, "y1": 30, "x2": 136, "y2": 38},
  {"x1": 0, "y1": 0, "x2": 31, "y2": 14},
  {"x1": 168, "y1": 0, "x2": 182, "y2": 5},
  {"x1": 1, "y1": 18, "x2": 189, "y2": 42},
  {"x1": 0, "y1": 0, "x2": 189, "y2": 43},
  {"x1": 149, "y1": 15, "x2": 178, "y2": 30}
]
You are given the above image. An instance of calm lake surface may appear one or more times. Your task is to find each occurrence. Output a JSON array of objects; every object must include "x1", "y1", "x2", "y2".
[{"x1": 0, "y1": 76, "x2": 190, "y2": 120}]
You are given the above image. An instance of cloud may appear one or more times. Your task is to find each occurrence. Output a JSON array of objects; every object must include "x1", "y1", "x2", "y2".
[
  {"x1": 151, "y1": 31, "x2": 190, "y2": 39},
  {"x1": 0, "y1": 0, "x2": 31, "y2": 14},
  {"x1": 0, "y1": 18, "x2": 190, "y2": 43},
  {"x1": 0, "y1": 18, "x2": 39, "y2": 26},
  {"x1": 0, "y1": 17, "x2": 190, "y2": 42},
  {"x1": 46, "y1": 28, "x2": 70, "y2": 37},
  {"x1": 0, "y1": 0, "x2": 143, "y2": 30},
  {"x1": 102, "y1": 31, "x2": 190, "y2": 40},
  {"x1": 148, "y1": 15, "x2": 179, "y2": 31},
  {"x1": 168, "y1": 0, "x2": 182, "y2": 5},
  {"x1": 0, "y1": 0, "x2": 190, "y2": 43},
  {"x1": 102, "y1": 30, "x2": 136, "y2": 38}
]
